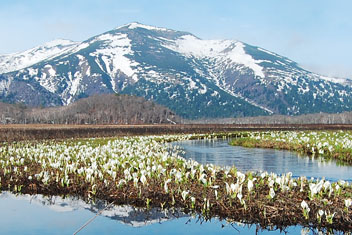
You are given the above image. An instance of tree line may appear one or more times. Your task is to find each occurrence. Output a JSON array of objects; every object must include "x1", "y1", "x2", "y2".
[
  {"x1": 0, "y1": 94, "x2": 180, "y2": 125},
  {"x1": 186, "y1": 112, "x2": 352, "y2": 124}
]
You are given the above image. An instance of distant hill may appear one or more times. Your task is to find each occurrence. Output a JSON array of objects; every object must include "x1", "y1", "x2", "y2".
[
  {"x1": 1, "y1": 22, "x2": 352, "y2": 119},
  {"x1": 0, "y1": 94, "x2": 180, "y2": 124}
]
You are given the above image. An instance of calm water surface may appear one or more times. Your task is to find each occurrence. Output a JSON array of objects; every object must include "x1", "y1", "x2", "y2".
[
  {"x1": 173, "y1": 139, "x2": 352, "y2": 181},
  {"x1": 1, "y1": 139, "x2": 351, "y2": 234},
  {"x1": 0, "y1": 192, "x2": 303, "y2": 235}
]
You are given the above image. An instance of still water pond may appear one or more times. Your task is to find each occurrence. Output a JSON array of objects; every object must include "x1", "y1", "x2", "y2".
[{"x1": 1, "y1": 139, "x2": 351, "y2": 234}]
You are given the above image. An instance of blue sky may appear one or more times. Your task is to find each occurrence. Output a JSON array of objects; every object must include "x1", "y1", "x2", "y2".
[{"x1": 0, "y1": 0, "x2": 351, "y2": 78}]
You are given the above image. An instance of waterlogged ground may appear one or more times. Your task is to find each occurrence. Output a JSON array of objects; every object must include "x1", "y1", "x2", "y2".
[{"x1": 0, "y1": 133, "x2": 352, "y2": 233}]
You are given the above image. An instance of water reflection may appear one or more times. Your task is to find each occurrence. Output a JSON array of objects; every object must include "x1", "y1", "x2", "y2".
[
  {"x1": 0, "y1": 192, "x2": 305, "y2": 235},
  {"x1": 173, "y1": 139, "x2": 352, "y2": 181},
  {"x1": 0, "y1": 192, "x2": 185, "y2": 228}
]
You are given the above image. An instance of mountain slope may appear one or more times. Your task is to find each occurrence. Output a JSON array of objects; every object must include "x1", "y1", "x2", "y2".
[{"x1": 1, "y1": 22, "x2": 352, "y2": 119}]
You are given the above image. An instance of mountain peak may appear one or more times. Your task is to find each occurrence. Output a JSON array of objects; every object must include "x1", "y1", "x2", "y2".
[{"x1": 115, "y1": 22, "x2": 172, "y2": 32}]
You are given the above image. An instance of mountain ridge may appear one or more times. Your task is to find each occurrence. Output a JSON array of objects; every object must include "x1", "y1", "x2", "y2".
[{"x1": 1, "y1": 22, "x2": 352, "y2": 119}]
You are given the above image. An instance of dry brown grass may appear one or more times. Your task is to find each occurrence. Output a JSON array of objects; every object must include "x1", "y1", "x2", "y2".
[{"x1": 2, "y1": 124, "x2": 352, "y2": 142}]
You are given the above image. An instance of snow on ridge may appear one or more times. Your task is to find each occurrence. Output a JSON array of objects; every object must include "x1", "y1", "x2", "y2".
[
  {"x1": 257, "y1": 47, "x2": 278, "y2": 57},
  {"x1": 257, "y1": 47, "x2": 295, "y2": 66},
  {"x1": 168, "y1": 35, "x2": 264, "y2": 78},
  {"x1": 128, "y1": 22, "x2": 170, "y2": 31},
  {"x1": 115, "y1": 22, "x2": 171, "y2": 32},
  {"x1": 42, "y1": 39, "x2": 77, "y2": 48},
  {"x1": 0, "y1": 39, "x2": 79, "y2": 74}
]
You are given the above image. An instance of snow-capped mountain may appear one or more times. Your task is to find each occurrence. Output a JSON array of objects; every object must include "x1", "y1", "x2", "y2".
[{"x1": 1, "y1": 22, "x2": 352, "y2": 118}]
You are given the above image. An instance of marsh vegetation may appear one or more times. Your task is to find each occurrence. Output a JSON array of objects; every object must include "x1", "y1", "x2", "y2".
[{"x1": 0, "y1": 132, "x2": 351, "y2": 232}]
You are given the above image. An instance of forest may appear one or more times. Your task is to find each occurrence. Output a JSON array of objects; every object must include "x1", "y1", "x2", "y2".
[{"x1": 0, "y1": 94, "x2": 180, "y2": 125}]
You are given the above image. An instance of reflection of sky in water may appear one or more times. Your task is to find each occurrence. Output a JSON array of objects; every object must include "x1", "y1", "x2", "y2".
[
  {"x1": 0, "y1": 192, "x2": 303, "y2": 235},
  {"x1": 173, "y1": 139, "x2": 352, "y2": 182}
]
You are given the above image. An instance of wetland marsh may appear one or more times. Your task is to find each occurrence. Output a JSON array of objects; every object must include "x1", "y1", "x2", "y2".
[{"x1": 0, "y1": 131, "x2": 351, "y2": 233}]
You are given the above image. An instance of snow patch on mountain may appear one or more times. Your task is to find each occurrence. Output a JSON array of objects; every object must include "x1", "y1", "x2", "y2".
[
  {"x1": 170, "y1": 35, "x2": 232, "y2": 57},
  {"x1": 89, "y1": 33, "x2": 139, "y2": 84},
  {"x1": 226, "y1": 42, "x2": 265, "y2": 78},
  {"x1": 186, "y1": 77, "x2": 197, "y2": 90},
  {"x1": 28, "y1": 68, "x2": 38, "y2": 77},
  {"x1": 0, "y1": 77, "x2": 12, "y2": 92},
  {"x1": 34, "y1": 71, "x2": 57, "y2": 93},
  {"x1": 44, "y1": 64, "x2": 56, "y2": 77},
  {"x1": 243, "y1": 97, "x2": 274, "y2": 114},
  {"x1": 67, "y1": 71, "x2": 83, "y2": 104},
  {"x1": 199, "y1": 83, "x2": 207, "y2": 94}
]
